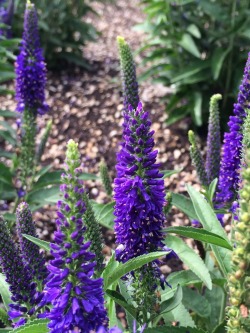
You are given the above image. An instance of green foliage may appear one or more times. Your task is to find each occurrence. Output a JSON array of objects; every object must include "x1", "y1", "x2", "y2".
[
  {"x1": 164, "y1": 235, "x2": 212, "y2": 290},
  {"x1": 0, "y1": 273, "x2": 12, "y2": 311},
  {"x1": 163, "y1": 226, "x2": 233, "y2": 250},
  {"x1": 138, "y1": 0, "x2": 250, "y2": 126},
  {"x1": 0, "y1": 37, "x2": 19, "y2": 92},
  {"x1": 186, "y1": 185, "x2": 232, "y2": 277},
  {"x1": 12, "y1": 319, "x2": 49, "y2": 333},
  {"x1": 12, "y1": 0, "x2": 100, "y2": 69},
  {"x1": 22, "y1": 234, "x2": 50, "y2": 252}
]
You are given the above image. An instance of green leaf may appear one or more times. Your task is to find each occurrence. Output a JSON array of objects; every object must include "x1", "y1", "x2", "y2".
[
  {"x1": 0, "y1": 273, "x2": 12, "y2": 311},
  {"x1": 144, "y1": 326, "x2": 207, "y2": 333},
  {"x1": 182, "y1": 286, "x2": 211, "y2": 318},
  {"x1": 163, "y1": 226, "x2": 233, "y2": 250},
  {"x1": 186, "y1": 185, "x2": 232, "y2": 276},
  {"x1": 0, "y1": 163, "x2": 13, "y2": 185},
  {"x1": 204, "y1": 287, "x2": 225, "y2": 331},
  {"x1": 0, "y1": 329, "x2": 12, "y2": 332},
  {"x1": 171, "y1": 192, "x2": 198, "y2": 220},
  {"x1": 160, "y1": 285, "x2": 183, "y2": 314},
  {"x1": 106, "y1": 289, "x2": 137, "y2": 319},
  {"x1": 12, "y1": 319, "x2": 49, "y2": 333},
  {"x1": 178, "y1": 33, "x2": 201, "y2": 58},
  {"x1": 208, "y1": 178, "x2": 218, "y2": 203},
  {"x1": 0, "y1": 150, "x2": 14, "y2": 158},
  {"x1": 104, "y1": 251, "x2": 170, "y2": 290},
  {"x1": 0, "y1": 307, "x2": 11, "y2": 327},
  {"x1": 211, "y1": 48, "x2": 230, "y2": 80},
  {"x1": 162, "y1": 169, "x2": 182, "y2": 178},
  {"x1": 118, "y1": 280, "x2": 135, "y2": 332},
  {"x1": 91, "y1": 201, "x2": 114, "y2": 229},
  {"x1": 33, "y1": 170, "x2": 62, "y2": 189},
  {"x1": 193, "y1": 92, "x2": 202, "y2": 126},
  {"x1": 187, "y1": 24, "x2": 201, "y2": 39},
  {"x1": 162, "y1": 303, "x2": 196, "y2": 328},
  {"x1": 171, "y1": 62, "x2": 208, "y2": 83},
  {"x1": 164, "y1": 235, "x2": 212, "y2": 290},
  {"x1": 22, "y1": 234, "x2": 50, "y2": 252},
  {"x1": 26, "y1": 186, "x2": 60, "y2": 207},
  {"x1": 0, "y1": 110, "x2": 18, "y2": 118},
  {"x1": 0, "y1": 129, "x2": 16, "y2": 146},
  {"x1": 79, "y1": 172, "x2": 98, "y2": 180}
]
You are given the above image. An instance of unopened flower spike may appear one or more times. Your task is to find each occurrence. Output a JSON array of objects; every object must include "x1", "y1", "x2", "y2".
[
  {"x1": 226, "y1": 148, "x2": 250, "y2": 333},
  {"x1": 0, "y1": 217, "x2": 41, "y2": 327},
  {"x1": 44, "y1": 140, "x2": 107, "y2": 333},
  {"x1": 99, "y1": 159, "x2": 113, "y2": 197},
  {"x1": 188, "y1": 130, "x2": 208, "y2": 187},
  {"x1": 117, "y1": 36, "x2": 139, "y2": 114},
  {"x1": 16, "y1": 202, "x2": 48, "y2": 288},
  {"x1": 206, "y1": 94, "x2": 222, "y2": 183},
  {"x1": 216, "y1": 53, "x2": 250, "y2": 206}
]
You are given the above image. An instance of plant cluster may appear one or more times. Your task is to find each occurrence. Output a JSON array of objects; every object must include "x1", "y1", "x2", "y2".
[
  {"x1": 0, "y1": 2, "x2": 250, "y2": 333},
  {"x1": 137, "y1": 0, "x2": 250, "y2": 127}
]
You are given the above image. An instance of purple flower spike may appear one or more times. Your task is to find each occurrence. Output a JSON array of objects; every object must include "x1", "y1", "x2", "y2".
[
  {"x1": 16, "y1": 202, "x2": 48, "y2": 285},
  {"x1": 0, "y1": 217, "x2": 39, "y2": 326},
  {"x1": 15, "y1": 2, "x2": 48, "y2": 115},
  {"x1": 216, "y1": 53, "x2": 250, "y2": 205},
  {"x1": 114, "y1": 101, "x2": 166, "y2": 263},
  {"x1": 44, "y1": 140, "x2": 107, "y2": 333}
]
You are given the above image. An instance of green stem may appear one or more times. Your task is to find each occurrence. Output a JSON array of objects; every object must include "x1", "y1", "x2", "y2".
[{"x1": 219, "y1": 290, "x2": 227, "y2": 324}]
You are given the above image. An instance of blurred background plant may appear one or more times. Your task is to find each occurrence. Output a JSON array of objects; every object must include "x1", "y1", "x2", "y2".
[
  {"x1": 136, "y1": 0, "x2": 250, "y2": 128},
  {"x1": 12, "y1": 0, "x2": 101, "y2": 69}
]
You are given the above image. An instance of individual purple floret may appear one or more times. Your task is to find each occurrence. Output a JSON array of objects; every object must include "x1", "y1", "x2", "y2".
[
  {"x1": 16, "y1": 202, "x2": 48, "y2": 285},
  {"x1": 43, "y1": 140, "x2": 107, "y2": 333},
  {"x1": 15, "y1": 1, "x2": 48, "y2": 115},
  {"x1": 216, "y1": 53, "x2": 250, "y2": 206},
  {"x1": 114, "y1": 102, "x2": 166, "y2": 263},
  {"x1": 0, "y1": 217, "x2": 39, "y2": 327}
]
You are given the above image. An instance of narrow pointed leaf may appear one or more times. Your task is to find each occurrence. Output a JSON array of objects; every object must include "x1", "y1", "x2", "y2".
[
  {"x1": 186, "y1": 185, "x2": 231, "y2": 276},
  {"x1": 106, "y1": 289, "x2": 137, "y2": 319},
  {"x1": 171, "y1": 192, "x2": 198, "y2": 220},
  {"x1": 0, "y1": 273, "x2": 12, "y2": 311},
  {"x1": 165, "y1": 235, "x2": 212, "y2": 290},
  {"x1": 163, "y1": 226, "x2": 232, "y2": 250},
  {"x1": 104, "y1": 251, "x2": 170, "y2": 290},
  {"x1": 22, "y1": 234, "x2": 50, "y2": 252}
]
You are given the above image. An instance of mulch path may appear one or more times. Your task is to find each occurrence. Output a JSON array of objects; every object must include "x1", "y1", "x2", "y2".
[{"x1": 0, "y1": 0, "x2": 202, "y2": 274}]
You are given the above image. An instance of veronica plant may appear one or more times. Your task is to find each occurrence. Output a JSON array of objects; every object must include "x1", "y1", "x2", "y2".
[
  {"x1": 43, "y1": 140, "x2": 107, "y2": 333},
  {"x1": 15, "y1": 0, "x2": 49, "y2": 192}
]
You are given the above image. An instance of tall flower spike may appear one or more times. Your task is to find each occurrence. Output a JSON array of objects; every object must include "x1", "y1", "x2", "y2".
[
  {"x1": 16, "y1": 202, "x2": 48, "y2": 288},
  {"x1": 0, "y1": 217, "x2": 39, "y2": 327},
  {"x1": 117, "y1": 36, "x2": 139, "y2": 114},
  {"x1": 206, "y1": 94, "x2": 222, "y2": 183},
  {"x1": 226, "y1": 148, "x2": 250, "y2": 333},
  {"x1": 188, "y1": 130, "x2": 208, "y2": 187},
  {"x1": 44, "y1": 140, "x2": 107, "y2": 333},
  {"x1": 114, "y1": 102, "x2": 165, "y2": 263},
  {"x1": 216, "y1": 53, "x2": 250, "y2": 206},
  {"x1": 15, "y1": 1, "x2": 48, "y2": 115}
]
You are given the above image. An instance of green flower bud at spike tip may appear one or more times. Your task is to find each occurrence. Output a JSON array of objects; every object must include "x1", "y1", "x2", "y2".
[
  {"x1": 99, "y1": 159, "x2": 113, "y2": 197},
  {"x1": 188, "y1": 130, "x2": 208, "y2": 186},
  {"x1": 206, "y1": 94, "x2": 222, "y2": 183},
  {"x1": 226, "y1": 147, "x2": 250, "y2": 333},
  {"x1": 117, "y1": 36, "x2": 139, "y2": 113}
]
